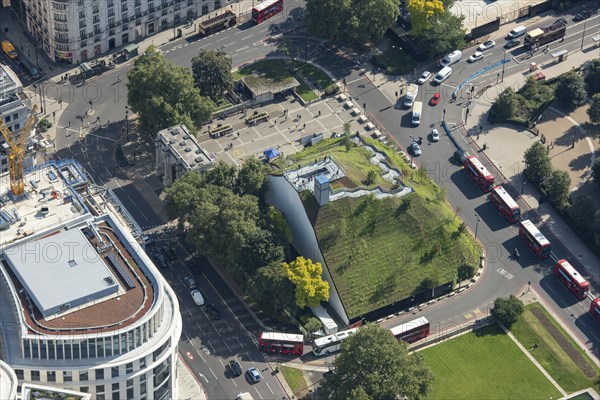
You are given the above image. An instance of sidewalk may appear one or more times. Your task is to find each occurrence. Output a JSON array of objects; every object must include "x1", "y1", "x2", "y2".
[{"x1": 177, "y1": 355, "x2": 208, "y2": 400}]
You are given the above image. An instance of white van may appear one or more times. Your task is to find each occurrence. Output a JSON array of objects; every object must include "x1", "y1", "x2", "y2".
[
  {"x1": 433, "y1": 67, "x2": 452, "y2": 85},
  {"x1": 191, "y1": 290, "x2": 204, "y2": 306},
  {"x1": 412, "y1": 102, "x2": 423, "y2": 126},
  {"x1": 507, "y1": 26, "x2": 527, "y2": 39},
  {"x1": 440, "y1": 50, "x2": 462, "y2": 67},
  {"x1": 404, "y1": 84, "x2": 418, "y2": 108}
]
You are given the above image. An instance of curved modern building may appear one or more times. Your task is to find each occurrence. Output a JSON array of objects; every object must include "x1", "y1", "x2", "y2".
[{"x1": 0, "y1": 163, "x2": 182, "y2": 400}]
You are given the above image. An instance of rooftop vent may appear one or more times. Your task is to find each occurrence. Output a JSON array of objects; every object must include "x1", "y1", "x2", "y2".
[
  {"x1": 179, "y1": 141, "x2": 187, "y2": 146},
  {"x1": 184, "y1": 147, "x2": 192, "y2": 152},
  {"x1": 68, "y1": 260, "x2": 77, "y2": 268},
  {"x1": 103, "y1": 276, "x2": 115, "y2": 286},
  {"x1": 171, "y1": 128, "x2": 180, "y2": 136},
  {"x1": 195, "y1": 157, "x2": 204, "y2": 163},
  {"x1": 169, "y1": 139, "x2": 176, "y2": 144},
  {"x1": 195, "y1": 149, "x2": 202, "y2": 154}
]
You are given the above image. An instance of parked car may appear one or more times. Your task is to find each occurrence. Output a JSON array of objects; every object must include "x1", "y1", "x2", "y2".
[
  {"x1": 154, "y1": 253, "x2": 167, "y2": 269},
  {"x1": 410, "y1": 141, "x2": 422, "y2": 156},
  {"x1": 417, "y1": 71, "x2": 431, "y2": 84},
  {"x1": 164, "y1": 246, "x2": 177, "y2": 260},
  {"x1": 555, "y1": 17, "x2": 567, "y2": 25},
  {"x1": 184, "y1": 276, "x2": 197, "y2": 289},
  {"x1": 468, "y1": 51, "x2": 484, "y2": 63},
  {"x1": 573, "y1": 10, "x2": 592, "y2": 21},
  {"x1": 430, "y1": 92, "x2": 441, "y2": 106},
  {"x1": 477, "y1": 40, "x2": 495, "y2": 51},
  {"x1": 431, "y1": 129, "x2": 440, "y2": 142},
  {"x1": 205, "y1": 303, "x2": 221, "y2": 320},
  {"x1": 191, "y1": 290, "x2": 205, "y2": 306},
  {"x1": 504, "y1": 38, "x2": 521, "y2": 49},
  {"x1": 246, "y1": 367, "x2": 262, "y2": 383},
  {"x1": 229, "y1": 360, "x2": 242, "y2": 376}
]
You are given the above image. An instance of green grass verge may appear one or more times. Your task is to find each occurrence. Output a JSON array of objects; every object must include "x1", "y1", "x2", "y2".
[
  {"x1": 283, "y1": 138, "x2": 480, "y2": 318},
  {"x1": 297, "y1": 63, "x2": 334, "y2": 90},
  {"x1": 296, "y1": 78, "x2": 318, "y2": 103},
  {"x1": 279, "y1": 366, "x2": 307, "y2": 396},
  {"x1": 421, "y1": 324, "x2": 562, "y2": 400},
  {"x1": 511, "y1": 303, "x2": 600, "y2": 393}
]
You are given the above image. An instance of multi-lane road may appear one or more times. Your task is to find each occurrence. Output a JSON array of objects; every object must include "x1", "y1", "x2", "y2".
[{"x1": 46, "y1": 3, "x2": 600, "y2": 397}]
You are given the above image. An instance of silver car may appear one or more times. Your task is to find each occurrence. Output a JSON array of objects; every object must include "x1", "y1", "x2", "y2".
[{"x1": 417, "y1": 71, "x2": 431, "y2": 85}]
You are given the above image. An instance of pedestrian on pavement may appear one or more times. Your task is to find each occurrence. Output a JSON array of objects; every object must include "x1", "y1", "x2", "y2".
[
  {"x1": 118, "y1": 76, "x2": 121, "y2": 83},
  {"x1": 318, "y1": 110, "x2": 321, "y2": 117}
]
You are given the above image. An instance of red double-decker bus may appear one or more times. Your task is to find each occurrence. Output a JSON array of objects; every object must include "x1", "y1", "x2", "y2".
[
  {"x1": 252, "y1": 0, "x2": 284, "y2": 24},
  {"x1": 258, "y1": 332, "x2": 304, "y2": 355},
  {"x1": 464, "y1": 155, "x2": 495, "y2": 193},
  {"x1": 519, "y1": 219, "x2": 551, "y2": 259},
  {"x1": 389, "y1": 317, "x2": 430, "y2": 343},
  {"x1": 489, "y1": 185, "x2": 521, "y2": 223},
  {"x1": 553, "y1": 259, "x2": 589, "y2": 300},
  {"x1": 590, "y1": 298, "x2": 600, "y2": 323}
]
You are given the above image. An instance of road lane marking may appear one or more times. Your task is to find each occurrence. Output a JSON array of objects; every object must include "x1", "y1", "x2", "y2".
[
  {"x1": 198, "y1": 372, "x2": 209, "y2": 383},
  {"x1": 241, "y1": 34, "x2": 253, "y2": 40},
  {"x1": 263, "y1": 379, "x2": 275, "y2": 395},
  {"x1": 235, "y1": 46, "x2": 249, "y2": 52},
  {"x1": 209, "y1": 368, "x2": 218, "y2": 380}
]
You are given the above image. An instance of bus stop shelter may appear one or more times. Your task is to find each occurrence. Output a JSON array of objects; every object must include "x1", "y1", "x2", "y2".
[
  {"x1": 551, "y1": 49, "x2": 568, "y2": 63},
  {"x1": 79, "y1": 62, "x2": 93, "y2": 79},
  {"x1": 122, "y1": 44, "x2": 139, "y2": 60}
]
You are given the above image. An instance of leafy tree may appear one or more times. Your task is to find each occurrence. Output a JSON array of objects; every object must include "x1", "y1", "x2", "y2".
[
  {"x1": 191, "y1": 49, "x2": 233, "y2": 101},
  {"x1": 555, "y1": 71, "x2": 587, "y2": 110},
  {"x1": 419, "y1": 12, "x2": 465, "y2": 55},
  {"x1": 282, "y1": 257, "x2": 330, "y2": 308},
  {"x1": 584, "y1": 58, "x2": 600, "y2": 95},
  {"x1": 524, "y1": 142, "x2": 552, "y2": 184},
  {"x1": 321, "y1": 324, "x2": 434, "y2": 400},
  {"x1": 406, "y1": 0, "x2": 445, "y2": 35},
  {"x1": 278, "y1": 40, "x2": 301, "y2": 68},
  {"x1": 235, "y1": 228, "x2": 286, "y2": 279},
  {"x1": 457, "y1": 263, "x2": 476, "y2": 282},
  {"x1": 203, "y1": 161, "x2": 238, "y2": 191},
  {"x1": 490, "y1": 87, "x2": 517, "y2": 121},
  {"x1": 568, "y1": 195, "x2": 596, "y2": 232},
  {"x1": 305, "y1": 0, "x2": 399, "y2": 47},
  {"x1": 266, "y1": 206, "x2": 294, "y2": 245},
  {"x1": 588, "y1": 93, "x2": 600, "y2": 124},
  {"x1": 365, "y1": 170, "x2": 377, "y2": 185},
  {"x1": 127, "y1": 46, "x2": 214, "y2": 134},
  {"x1": 301, "y1": 316, "x2": 322, "y2": 333},
  {"x1": 491, "y1": 295, "x2": 523, "y2": 328},
  {"x1": 342, "y1": 121, "x2": 353, "y2": 150},
  {"x1": 546, "y1": 169, "x2": 571, "y2": 208},
  {"x1": 592, "y1": 157, "x2": 600, "y2": 184},
  {"x1": 164, "y1": 172, "x2": 203, "y2": 224},
  {"x1": 236, "y1": 157, "x2": 268, "y2": 197},
  {"x1": 248, "y1": 263, "x2": 296, "y2": 312}
]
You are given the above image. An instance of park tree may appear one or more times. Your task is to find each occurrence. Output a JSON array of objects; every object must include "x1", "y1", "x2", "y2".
[
  {"x1": 524, "y1": 142, "x2": 552, "y2": 184},
  {"x1": 278, "y1": 40, "x2": 302, "y2": 68},
  {"x1": 305, "y1": 0, "x2": 399, "y2": 47},
  {"x1": 406, "y1": 0, "x2": 445, "y2": 35},
  {"x1": 127, "y1": 46, "x2": 214, "y2": 134},
  {"x1": 282, "y1": 256, "x2": 330, "y2": 308},
  {"x1": 420, "y1": 12, "x2": 465, "y2": 55},
  {"x1": 568, "y1": 195, "x2": 596, "y2": 232},
  {"x1": 592, "y1": 158, "x2": 600, "y2": 184},
  {"x1": 491, "y1": 295, "x2": 523, "y2": 328},
  {"x1": 546, "y1": 169, "x2": 571, "y2": 208},
  {"x1": 555, "y1": 71, "x2": 587, "y2": 110},
  {"x1": 588, "y1": 93, "x2": 600, "y2": 124},
  {"x1": 457, "y1": 263, "x2": 476, "y2": 282},
  {"x1": 248, "y1": 262, "x2": 296, "y2": 313},
  {"x1": 236, "y1": 157, "x2": 268, "y2": 197},
  {"x1": 321, "y1": 324, "x2": 434, "y2": 400},
  {"x1": 191, "y1": 49, "x2": 234, "y2": 101},
  {"x1": 164, "y1": 172, "x2": 203, "y2": 225},
  {"x1": 489, "y1": 87, "x2": 517, "y2": 121},
  {"x1": 203, "y1": 161, "x2": 238, "y2": 191},
  {"x1": 584, "y1": 58, "x2": 600, "y2": 95}
]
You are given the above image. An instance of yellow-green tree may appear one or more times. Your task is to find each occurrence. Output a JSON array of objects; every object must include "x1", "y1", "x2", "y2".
[
  {"x1": 406, "y1": 0, "x2": 445, "y2": 34},
  {"x1": 282, "y1": 257, "x2": 330, "y2": 308}
]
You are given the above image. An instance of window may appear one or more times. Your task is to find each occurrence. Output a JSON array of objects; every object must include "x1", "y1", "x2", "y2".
[
  {"x1": 121, "y1": 3, "x2": 128, "y2": 11},
  {"x1": 94, "y1": 24, "x2": 101, "y2": 34},
  {"x1": 63, "y1": 371, "x2": 72, "y2": 382},
  {"x1": 79, "y1": 20, "x2": 86, "y2": 29},
  {"x1": 79, "y1": 370, "x2": 88, "y2": 381},
  {"x1": 108, "y1": 8, "x2": 115, "y2": 17},
  {"x1": 108, "y1": 17, "x2": 115, "y2": 26},
  {"x1": 96, "y1": 385, "x2": 105, "y2": 395},
  {"x1": 111, "y1": 366, "x2": 119, "y2": 378},
  {"x1": 47, "y1": 371, "x2": 56, "y2": 382},
  {"x1": 127, "y1": 388, "x2": 134, "y2": 399},
  {"x1": 13, "y1": 123, "x2": 19, "y2": 130},
  {"x1": 80, "y1": 387, "x2": 89, "y2": 393},
  {"x1": 140, "y1": 380, "x2": 146, "y2": 395},
  {"x1": 4, "y1": 115, "x2": 10, "y2": 122},
  {"x1": 95, "y1": 368, "x2": 104, "y2": 380},
  {"x1": 108, "y1": 0, "x2": 114, "y2": 6},
  {"x1": 12, "y1": 113, "x2": 18, "y2": 120},
  {"x1": 93, "y1": 15, "x2": 100, "y2": 23},
  {"x1": 188, "y1": 0, "x2": 192, "y2": 5},
  {"x1": 112, "y1": 383, "x2": 119, "y2": 391},
  {"x1": 31, "y1": 370, "x2": 40, "y2": 381},
  {"x1": 93, "y1": 5, "x2": 99, "y2": 13},
  {"x1": 15, "y1": 369, "x2": 23, "y2": 380},
  {"x1": 126, "y1": 363, "x2": 133, "y2": 374}
]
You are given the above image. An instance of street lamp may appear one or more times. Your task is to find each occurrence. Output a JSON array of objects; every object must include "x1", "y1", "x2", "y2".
[
  {"x1": 501, "y1": 50, "x2": 507, "y2": 83},
  {"x1": 89, "y1": 100, "x2": 93, "y2": 111},
  {"x1": 443, "y1": 108, "x2": 446, "y2": 122},
  {"x1": 474, "y1": 213, "x2": 480, "y2": 240},
  {"x1": 125, "y1": 105, "x2": 130, "y2": 141},
  {"x1": 475, "y1": 12, "x2": 481, "y2": 29},
  {"x1": 581, "y1": 16, "x2": 588, "y2": 50}
]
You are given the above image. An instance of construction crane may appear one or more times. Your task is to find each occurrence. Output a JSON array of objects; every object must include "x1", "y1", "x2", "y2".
[{"x1": 0, "y1": 105, "x2": 38, "y2": 196}]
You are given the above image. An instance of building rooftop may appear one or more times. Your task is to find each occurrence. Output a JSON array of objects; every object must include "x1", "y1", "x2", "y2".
[
  {"x1": 5, "y1": 228, "x2": 120, "y2": 320},
  {"x1": 156, "y1": 124, "x2": 215, "y2": 171},
  {"x1": 0, "y1": 64, "x2": 23, "y2": 93},
  {"x1": 0, "y1": 163, "x2": 88, "y2": 248}
]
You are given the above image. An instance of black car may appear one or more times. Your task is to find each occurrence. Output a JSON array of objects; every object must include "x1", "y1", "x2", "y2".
[
  {"x1": 555, "y1": 17, "x2": 567, "y2": 26},
  {"x1": 205, "y1": 303, "x2": 221, "y2": 320},
  {"x1": 154, "y1": 253, "x2": 168, "y2": 269},
  {"x1": 504, "y1": 38, "x2": 521, "y2": 49},
  {"x1": 573, "y1": 10, "x2": 592, "y2": 21},
  {"x1": 163, "y1": 246, "x2": 177, "y2": 260},
  {"x1": 229, "y1": 360, "x2": 242, "y2": 376}
]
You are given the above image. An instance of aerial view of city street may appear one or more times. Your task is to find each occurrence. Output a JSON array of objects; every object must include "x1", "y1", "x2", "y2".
[{"x1": 0, "y1": 0, "x2": 600, "y2": 398}]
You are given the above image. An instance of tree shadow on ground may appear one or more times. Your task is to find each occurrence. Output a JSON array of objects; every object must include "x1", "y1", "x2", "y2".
[
  {"x1": 552, "y1": 125, "x2": 581, "y2": 147},
  {"x1": 568, "y1": 151, "x2": 594, "y2": 172}
]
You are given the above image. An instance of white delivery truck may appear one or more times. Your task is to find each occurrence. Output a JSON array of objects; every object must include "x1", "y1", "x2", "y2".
[
  {"x1": 433, "y1": 67, "x2": 452, "y2": 85},
  {"x1": 440, "y1": 50, "x2": 462, "y2": 67},
  {"x1": 412, "y1": 101, "x2": 423, "y2": 126},
  {"x1": 404, "y1": 84, "x2": 418, "y2": 108}
]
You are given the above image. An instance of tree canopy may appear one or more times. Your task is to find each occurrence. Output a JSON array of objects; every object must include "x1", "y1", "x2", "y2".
[
  {"x1": 491, "y1": 295, "x2": 523, "y2": 328},
  {"x1": 524, "y1": 142, "x2": 552, "y2": 184},
  {"x1": 546, "y1": 169, "x2": 571, "y2": 208},
  {"x1": 592, "y1": 158, "x2": 600, "y2": 184},
  {"x1": 407, "y1": 0, "x2": 445, "y2": 35},
  {"x1": 588, "y1": 93, "x2": 600, "y2": 124},
  {"x1": 305, "y1": 0, "x2": 400, "y2": 47},
  {"x1": 419, "y1": 11, "x2": 465, "y2": 55},
  {"x1": 568, "y1": 195, "x2": 596, "y2": 232},
  {"x1": 584, "y1": 58, "x2": 600, "y2": 95},
  {"x1": 248, "y1": 263, "x2": 296, "y2": 313},
  {"x1": 555, "y1": 71, "x2": 587, "y2": 110},
  {"x1": 282, "y1": 257, "x2": 330, "y2": 308},
  {"x1": 490, "y1": 87, "x2": 517, "y2": 121},
  {"x1": 127, "y1": 46, "x2": 214, "y2": 134},
  {"x1": 321, "y1": 324, "x2": 434, "y2": 400},
  {"x1": 191, "y1": 49, "x2": 234, "y2": 101}
]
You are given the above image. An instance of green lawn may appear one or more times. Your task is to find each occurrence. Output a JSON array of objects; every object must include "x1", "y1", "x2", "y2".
[
  {"x1": 421, "y1": 324, "x2": 562, "y2": 400},
  {"x1": 511, "y1": 303, "x2": 600, "y2": 393},
  {"x1": 296, "y1": 78, "x2": 319, "y2": 103},
  {"x1": 284, "y1": 138, "x2": 480, "y2": 318},
  {"x1": 279, "y1": 366, "x2": 307, "y2": 396},
  {"x1": 297, "y1": 63, "x2": 335, "y2": 90}
]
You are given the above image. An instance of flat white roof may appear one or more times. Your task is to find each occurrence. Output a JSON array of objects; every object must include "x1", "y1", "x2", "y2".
[
  {"x1": 5, "y1": 228, "x2": 119, "y2": 318},
  {"x1": 260, "y1": 332, "x2": 304, "y2": 342}
]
